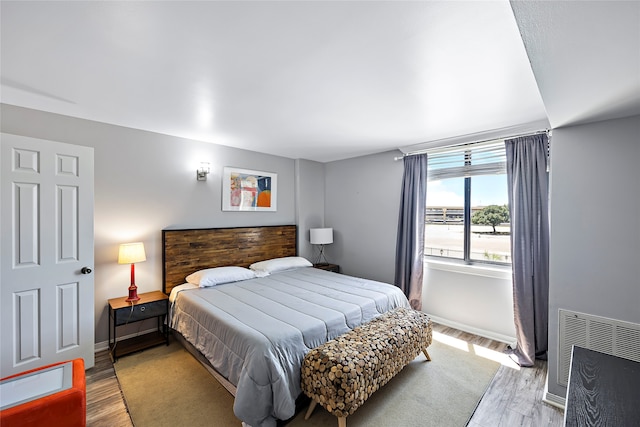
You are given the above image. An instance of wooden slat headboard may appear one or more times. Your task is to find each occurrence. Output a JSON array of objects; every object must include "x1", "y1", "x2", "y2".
[{"x1": 162, "y1": 225, "x2": 297, "y2": 295}]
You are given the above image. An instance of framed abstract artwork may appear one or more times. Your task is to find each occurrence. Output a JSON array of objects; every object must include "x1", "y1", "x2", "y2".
[{"x1": 222, "y1": 167, "x2": 277, "y2": 212}]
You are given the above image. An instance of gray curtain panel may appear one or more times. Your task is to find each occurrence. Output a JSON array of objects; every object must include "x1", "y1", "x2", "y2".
[
  {"x1": 394, "y1": 153, "x2": 428, "y2": 310},
  {"x1": 505, "y1": 134, "x2": 550, "y2": 367}
]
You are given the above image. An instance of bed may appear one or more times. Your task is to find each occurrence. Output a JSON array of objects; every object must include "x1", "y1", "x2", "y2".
[{"x1": 162, "y1": 225, "x2": 410, "y2": 427}]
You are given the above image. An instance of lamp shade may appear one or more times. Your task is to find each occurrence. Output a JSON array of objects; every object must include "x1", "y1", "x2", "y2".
[
  {"x1": 310, "y1": 228, "x2": 333, "y2": 245},
  {"x1": 117, "y1": 242, "x2": 146, "y2": 264}
]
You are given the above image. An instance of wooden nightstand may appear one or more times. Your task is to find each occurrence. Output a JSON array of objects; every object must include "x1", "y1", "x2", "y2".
[
  {"x1": 108, "y1": 290, "x2": 169, "y2": 361},
  {"x1": 313, "y1": 263, "x2": 340, "y2": 273}
]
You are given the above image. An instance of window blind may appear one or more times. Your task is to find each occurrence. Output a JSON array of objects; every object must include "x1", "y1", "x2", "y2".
[{"x1": 427, "y1": 139, "x2": 506, "y2": 181}]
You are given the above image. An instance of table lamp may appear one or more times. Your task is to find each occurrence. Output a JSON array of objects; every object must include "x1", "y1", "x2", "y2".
[
  {"x1": 118, "y1": 242, "x2": 146, "y2": 302},
  {"x1": 310, "y1": 228, "x2": 333, "y2": 265}
]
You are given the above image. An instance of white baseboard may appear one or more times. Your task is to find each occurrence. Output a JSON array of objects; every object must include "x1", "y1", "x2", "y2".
[
  {"x1": 94, "y1": 328, "x2": 159, "y2": 353},
  {"x1": 426, "y1": 314, "x2": 517, "y2": 347},
  {"x1": 543, "y1": 390, "x2": 566, "y2": 410},
  {"x1": 541, "y1": 369, "x2": 565, "y2": 410},
  {"x1": 95, "y1": 341, "x2": 109, "y2": 352}
]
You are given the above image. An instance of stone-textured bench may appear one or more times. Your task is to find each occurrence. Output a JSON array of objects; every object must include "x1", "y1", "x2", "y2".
[{"x1": 300, "y1": 307, "x2": 432, "y2": 427}]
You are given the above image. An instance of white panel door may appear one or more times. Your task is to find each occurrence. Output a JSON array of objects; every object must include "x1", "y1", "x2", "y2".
[{"x1": 1, "y1": 133, "x2": 94, "y2": 376}]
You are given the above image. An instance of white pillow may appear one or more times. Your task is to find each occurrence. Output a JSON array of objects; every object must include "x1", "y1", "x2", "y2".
[
  {"x1": 249, "y1": 256, "x2": 312, "y2": 275},
  {"x1": 185, "y1": 266, "x2": 256, "y2": 288}
]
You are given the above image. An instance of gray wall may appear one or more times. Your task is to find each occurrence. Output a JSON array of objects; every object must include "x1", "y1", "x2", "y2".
[
  {"x1": 295, "y1": 159, "x2": 326, "y2": 261},
  {"x1": 547, "y1": 115, "x2": 640, "y2": 399},
  {"x1": 1, "y1": 104, "x2": 307, "y2": 345},
  {"x1": 324, "y1": 150, "x2": 404, "y2": 283}
]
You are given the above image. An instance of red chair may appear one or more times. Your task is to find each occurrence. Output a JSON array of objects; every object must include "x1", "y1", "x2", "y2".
[{"x1": 0, "y1": 359, "x2": 86, "y2": 427}]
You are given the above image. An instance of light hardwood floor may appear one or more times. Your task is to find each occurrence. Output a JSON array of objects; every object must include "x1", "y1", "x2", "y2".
[
  {"x1": 432, "y1": 324, "x2": 564, "y2": 427},
  {"x1": 85, "y1": 324, "x2": 564, "y2": 426}
]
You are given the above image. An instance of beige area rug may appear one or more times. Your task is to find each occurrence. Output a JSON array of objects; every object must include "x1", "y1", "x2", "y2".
[{"x1": 115, "y1": 336, "x2": 500, "y2": 427}]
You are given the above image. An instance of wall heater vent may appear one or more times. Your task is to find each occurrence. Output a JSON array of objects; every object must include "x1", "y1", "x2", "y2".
[{"x1": 558, "y1": 309, "x2": 640, "y2": 387}]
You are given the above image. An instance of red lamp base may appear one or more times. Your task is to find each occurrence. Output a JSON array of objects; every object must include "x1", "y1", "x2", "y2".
[{"x1": 125, "y1": 284, "x2": 140, "y2": 302}]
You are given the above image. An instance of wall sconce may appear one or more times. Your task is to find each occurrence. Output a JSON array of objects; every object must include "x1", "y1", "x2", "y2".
[{"x1": 197, "y1": 162, "x2": 210, "y2": 181}]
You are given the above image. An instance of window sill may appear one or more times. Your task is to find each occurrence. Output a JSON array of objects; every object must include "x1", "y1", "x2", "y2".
[{"x1": 424, "y1": 258, "x2": 512, "y2": 280}]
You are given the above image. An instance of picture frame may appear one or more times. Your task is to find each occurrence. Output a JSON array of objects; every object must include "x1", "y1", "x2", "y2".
[{"x1": 222, "y1": 167, "x2": 277, "y2": 212}]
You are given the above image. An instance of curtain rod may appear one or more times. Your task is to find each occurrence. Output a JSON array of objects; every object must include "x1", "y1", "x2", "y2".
[{"x1": 393, "y1": 129, "x2": 550, "y2": 161}]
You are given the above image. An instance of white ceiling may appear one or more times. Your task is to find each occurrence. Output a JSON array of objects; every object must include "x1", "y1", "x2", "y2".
[{"x1": 1, "y1": 1, "x2": 638, "y2": 163}]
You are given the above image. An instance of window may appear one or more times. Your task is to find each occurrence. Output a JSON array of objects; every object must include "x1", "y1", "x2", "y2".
[{"x1": 425, "y1": 140, "x2": 511, "y2": 265}]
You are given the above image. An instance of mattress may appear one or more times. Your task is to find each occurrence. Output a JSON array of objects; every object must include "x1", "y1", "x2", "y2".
[{"x1": 169, "y1": 266, "x2": 409, "y2": 427}]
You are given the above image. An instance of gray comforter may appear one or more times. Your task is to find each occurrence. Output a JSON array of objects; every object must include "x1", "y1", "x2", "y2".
[{"x1": 169, "y1": 267, "x2": 409, "y2": 427}]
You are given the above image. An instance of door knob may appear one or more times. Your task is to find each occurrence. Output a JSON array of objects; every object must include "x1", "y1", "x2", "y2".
[{"x1": 81, "y1": 267, "x2": 93, "y2": 274}]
